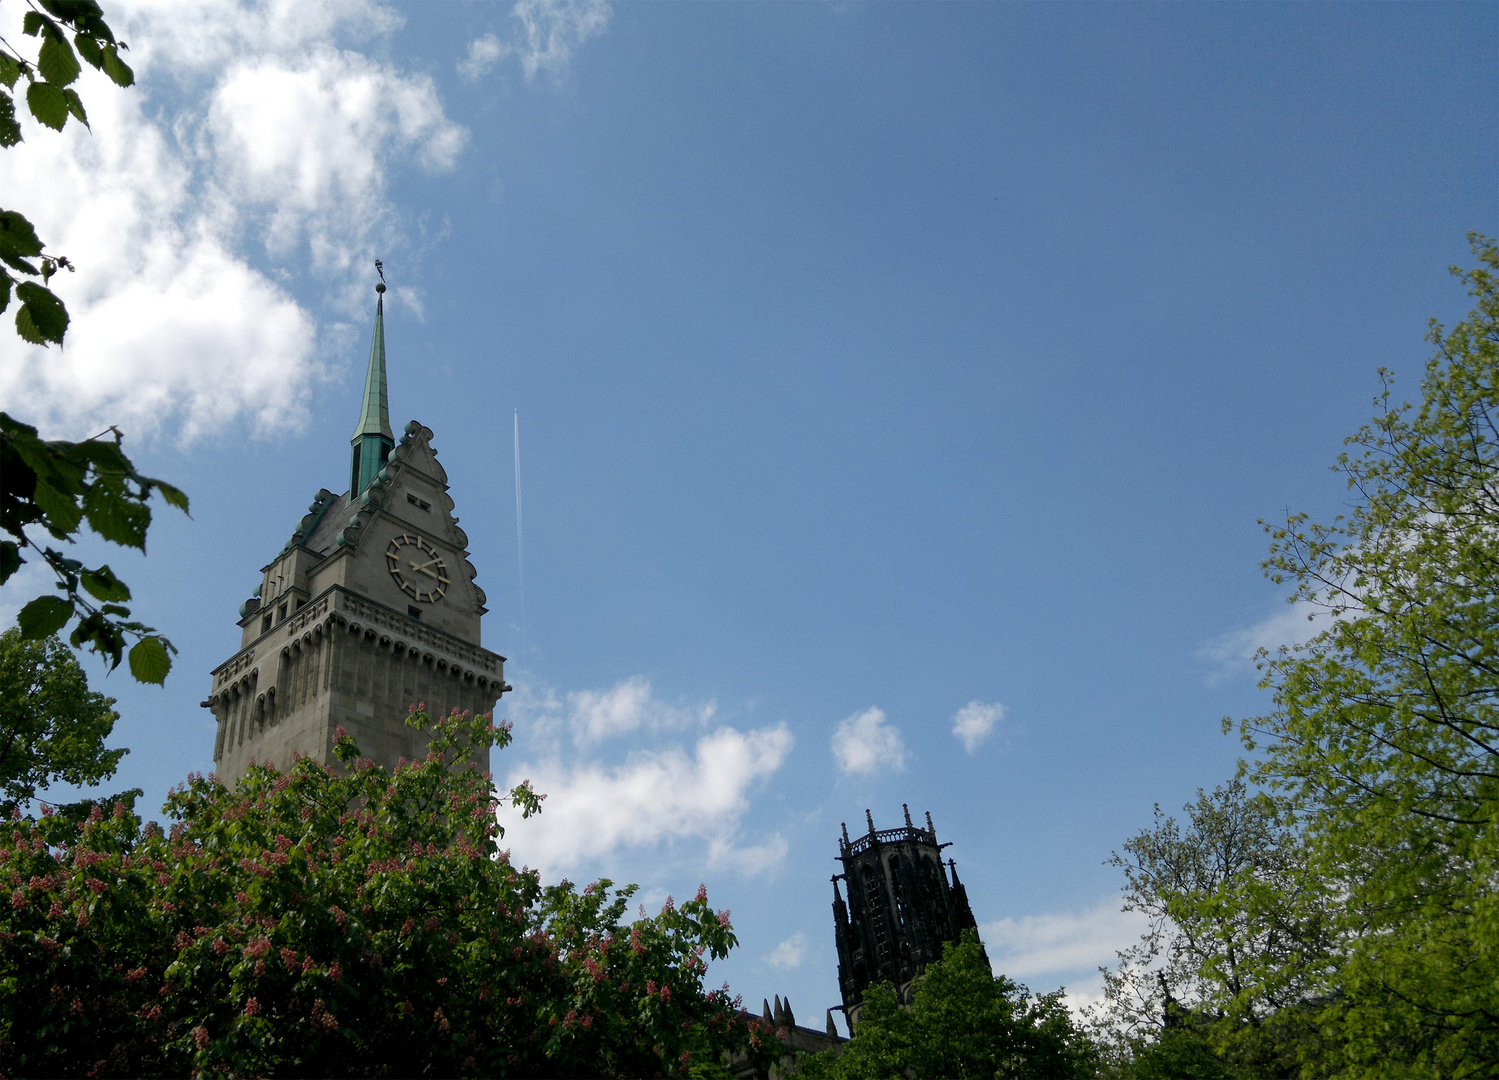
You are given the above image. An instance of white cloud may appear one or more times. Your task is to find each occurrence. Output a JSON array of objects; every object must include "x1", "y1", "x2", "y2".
[
  {"x1": 708, "y1": 833, "x2": 788, "y2": 876},
  {"x1": 204, "y1": 46, "x2": 465, "y2": 266},
  {"x1": 0, "y1": 0, "x2": 464, "y2": 443},
  {"x1": 982, "y1": 898, "x2": 1147, "y2": 985},
  {"x1": 766, "y1": 931, "x2": 809, "y2": 971},
  {"x1": 952, "y1": 699, "x2": 1004, "y2": 753},
  {"x1": 460, "y1": 0, "x2": 611, "y2": 82},
  {"x1": 505, "y1": 673, "x2": 716, "y2": 747},
  {"x1": 1198, "y1": 601, "x2": 1334, "y2": 684},
  {"x1": 459, "y1": 34, "x2": 506, "y2": 81},
  {"x1": 568, "y1": 675, "x2": 716, "y2": 745},
  {"x1": 496, "y1": 723, "x2": 793, "y2": 876},
  {"x1": 831, "y1": 706, "x2": 905, "y2": 776}
]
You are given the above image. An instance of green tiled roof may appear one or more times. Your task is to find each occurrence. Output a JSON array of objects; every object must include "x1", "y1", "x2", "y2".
[{"x1": 353, "y1": 287, "x2": 393, "y2": 441}]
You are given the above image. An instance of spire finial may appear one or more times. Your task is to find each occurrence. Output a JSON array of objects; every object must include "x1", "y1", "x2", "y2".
[
  {"x1": 351, "y1": 267, "x2": 394, "y2": 496},
  {"x1": 865, "y1": 808, "x2": 875, "y2": 834},
  {"x1": 903, "y1": 803, "x2": 913, "y2": 828}
]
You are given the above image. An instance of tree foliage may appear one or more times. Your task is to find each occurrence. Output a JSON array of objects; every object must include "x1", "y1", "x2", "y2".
[
  {"x1": 0, "y1": 1, "x2": 184, "y2": 682},
  {"x1": 1093, "y1": 783, "x2": 1327, "y2": 1079},
  {"x1": 2, "y1": 413, "x2": 187, "y2": 681},
  {"x1": 0, "y1": 627, "x2": 131, "y2": 815},
  {"x1": 1097, "y1": 236, "x2": 1499, "y2": 1080},
  {"x1": 0, "y1": 706, "x2": 779, "y2": 1077},
  {"x1": 798, "y1": 931, "x2": 1097, "y2": 1079},
  {"x1": 1235, "y1": 235, "x2": 1499, "y2": 1077}
]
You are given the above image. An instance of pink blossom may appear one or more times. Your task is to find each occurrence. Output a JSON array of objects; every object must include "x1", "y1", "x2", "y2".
[
  {"x1": 244, "y1": 997, "x2": 259, "y2": 1016},
  {"x1": 193, "y1": 1026, "x2": 210, "y2": 1049},
  {"x1": 696, "y1": 883, "x2": 707, "y2": 901}
]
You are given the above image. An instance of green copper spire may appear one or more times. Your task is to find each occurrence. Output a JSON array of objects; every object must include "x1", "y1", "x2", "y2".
[{"x1": 350, "y1": 282, "x2": 394, "y2": 497}]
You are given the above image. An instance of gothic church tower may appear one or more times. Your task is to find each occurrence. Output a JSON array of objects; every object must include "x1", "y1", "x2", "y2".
[{"x1": 205, "y1": 283, "x2": 509, "y2": 785}]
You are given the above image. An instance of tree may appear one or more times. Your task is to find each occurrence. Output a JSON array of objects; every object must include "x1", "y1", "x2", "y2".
[
  {"x1": 1093, "y1": 782, "x2": 1328, "y2": 1079},
  {"x1": 1230, "y1": 234, "x2": 1499, "y2": 1076},
  {"x1": 0, "y1": 627, "x2": 133, "y2": 815},
  {"x1": 0, "y1": 1, "x2": 186, "y2": 682},
  {"x1": 0, "y1": 706, "x2": 780, "y2": 1077},
  {"x1": 798, "y1": 931, "x2": 1097, "y2": 1079}
]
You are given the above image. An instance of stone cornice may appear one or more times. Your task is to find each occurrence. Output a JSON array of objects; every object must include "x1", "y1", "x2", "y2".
[{"x1": 208, "y1": 585, "x2": 507, "y2": 703}]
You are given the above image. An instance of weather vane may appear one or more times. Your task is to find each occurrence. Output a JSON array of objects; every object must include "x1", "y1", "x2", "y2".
[{"x1": 374, "y1": 258, "x2": 386, "y2": 294}]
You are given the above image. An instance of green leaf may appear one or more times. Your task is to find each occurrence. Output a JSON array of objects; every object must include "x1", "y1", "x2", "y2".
[
  {"x1": 154, "y1": 481, "x2": 190, "y2": 513},
  {"x1": 31, "y1": 478, "x2": 82, "y2": 535},
  {"x1": 16, "y1": 594, "x2": 72, "y2": 638},
  {"x1": 22, "y1": 12, "x2": 48, "y2": 37},
  {"x1": 25, "y1": 81, "x2": 68, "y2": 131},
  {"x1": 62, "y1": 87, "x2": 86, "y2": 128},
  {"x1": 81, "y1": 475, "x2": 149, "y2": 549},
  {"x1": 80, "y1": 565, "x2": 130, "y2": 602},
  {"x1": 37, "y1": 33, "x2": 81, "y2": 87},
  {"x1": 73, "y1": 32, "x2": 102, "y2": 71},
  {"x1": 128, "y1": 635, "x2": 171, "y2": 684},
  {"x1": 0, "y1": 210, "x2": 46, "y2": 259},
  {"x1": 0, "y1": 54, "x2": 22, "y2": 90},
  {"x1": 100, "y1": 43, "x2": 132, "y2": 88},
  {"x1": 0, "y1": 540, "x2": 21, "y2": 584},
  {"x1": 0, "y1": 272, "x2": 11, "y2": 315},
  {"x1": 0, "y1": 92, "x2": 21, "y2": 148},
  {"x1": 15, "y1": 281, "x2": 68, "y2": 345}
]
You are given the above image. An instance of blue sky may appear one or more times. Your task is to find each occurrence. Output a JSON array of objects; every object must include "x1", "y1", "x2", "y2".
[{"x1": 1, "y1": 0, "x2": 1494, "y2": 1024}]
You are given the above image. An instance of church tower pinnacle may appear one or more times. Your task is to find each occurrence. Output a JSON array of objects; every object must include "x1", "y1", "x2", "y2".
[{"x1": 351, "y1": 282, "x2": 394, "y2": 497}]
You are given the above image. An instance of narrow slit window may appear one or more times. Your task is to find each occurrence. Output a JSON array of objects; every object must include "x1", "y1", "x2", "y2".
[
  {"x1": 407, "y1": 493, "x2": 431, "y2": 512},
  {"x1": 408, "y1": 605, "x2": 422, "y2": 620}
]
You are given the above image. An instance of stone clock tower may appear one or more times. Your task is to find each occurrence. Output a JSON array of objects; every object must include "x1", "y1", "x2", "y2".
[{"x1": 205, "y1": 283, "x2": 509, "y2": 785}]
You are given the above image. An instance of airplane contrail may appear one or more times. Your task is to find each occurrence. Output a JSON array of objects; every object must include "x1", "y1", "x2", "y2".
[{"x1": 513, "y1": 410, "x2": 526, "y2": 637}]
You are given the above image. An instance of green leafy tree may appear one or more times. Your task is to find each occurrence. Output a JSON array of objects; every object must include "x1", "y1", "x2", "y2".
[
  {"x1": 0, "y1": 706, "x2": 780, "y2": 1077},
  {"x1": 2, "y1": 413, "x2": 187, "y2": 681},
  {"x1": 1093, "y1": 782, "x2": 1328, "y2": 1079},
  {"x1": 1230, "y1": 234, "x2": 1499, "y2": 1077},
  {"x1": 0, "y1": 627, "x2": 133, "y2": 815},
  {"x1": 798, "y1": 931, "x2": 1097, "y2": 1079},
  {"x1": 0, "y1": 1, "x2": 186, "y2": 682}
]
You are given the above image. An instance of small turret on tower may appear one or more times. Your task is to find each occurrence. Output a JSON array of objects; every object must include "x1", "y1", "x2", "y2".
[{"x1": 351, "y1": 279, "x2": 394, "y2": 498}]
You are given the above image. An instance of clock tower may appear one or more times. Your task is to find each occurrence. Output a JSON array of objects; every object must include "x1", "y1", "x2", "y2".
[{"x1": 205, "y1": 282, "x2": 509, "y2": 785}]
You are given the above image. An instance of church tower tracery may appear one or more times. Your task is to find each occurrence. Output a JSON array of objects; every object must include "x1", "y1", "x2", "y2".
[
  {"x1": 204, "y1": 282, "x2": 510, "y2": 785},
  {"x1": 831, "y1": 805, "x2": 984, "y2": 1028}
]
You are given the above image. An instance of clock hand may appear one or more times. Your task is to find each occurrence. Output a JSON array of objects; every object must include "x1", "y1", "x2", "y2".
[{"x1": 408, "y1": 561, "x2": 442, "y2": 580}]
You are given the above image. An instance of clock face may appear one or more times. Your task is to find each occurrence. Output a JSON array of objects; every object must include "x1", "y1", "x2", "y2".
[{"x1": 385, "y1": 533, "x2": 449, "y2": 603}]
